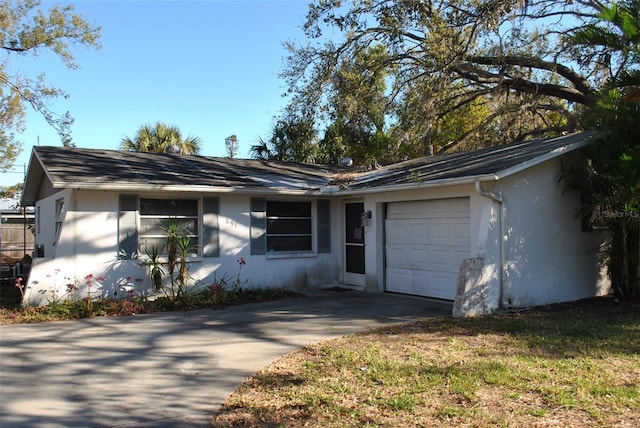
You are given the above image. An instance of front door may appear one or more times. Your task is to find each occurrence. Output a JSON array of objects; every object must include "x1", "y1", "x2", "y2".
[{"x1": 344, "y1": 202, "x2": 366, "y2": 286}]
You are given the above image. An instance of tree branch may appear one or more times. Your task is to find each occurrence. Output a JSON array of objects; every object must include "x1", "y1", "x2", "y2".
[
  {"x1": 465, "y1": 55, "x2": 595, "y2": 95},
  {"x1": 452, "y1": 62, "x2": 595, "y2": 105}
]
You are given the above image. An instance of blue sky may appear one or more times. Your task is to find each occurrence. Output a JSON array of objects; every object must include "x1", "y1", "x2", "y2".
[{"x1": 3, "y1": 0, "x2": 312, "y2": 186}]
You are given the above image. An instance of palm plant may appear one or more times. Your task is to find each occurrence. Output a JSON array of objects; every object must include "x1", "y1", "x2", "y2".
[
  {"x1": 161, "y1": 219, "x2": 191, "y2": 297},
  {"x1": 561, "y1": 1, "x2": 640, "y2": 302},
  {"x1": 140, "y1": 245, "x2": 165, "y2": 293},
  {"x1": 121, "y1": 122, "x2": 201, "y2": 154},
  {"x1": 175, "y1": 236, "x2": 195, "y2": 298}
]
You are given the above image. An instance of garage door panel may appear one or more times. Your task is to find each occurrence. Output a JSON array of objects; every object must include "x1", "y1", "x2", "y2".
[
  {"x1": 386, "y1": 268, "x2": 411, "y2": 294},
  {"x1": 385, "y1": 244, "x2": 405, "y2": 267},
  {"x1": 385, "y1": 197, "x2": 470, "y2": 300},
  {"x1": 406, "y1": 247, "x2": 429, "y2": 269},
  {"x1": 429, "y1": 245, "x2": 470, "y2": 271},
  {"x1": 387, "y1": 200, "x2": 429, "y2": 219},
  {"x1": 386, "y1": 244, "x2": 430, "y2": 270},
  {"x1": 454, "y1": 219, "x2": 471, "y2": 241},
  {"x1": 386, "y1": 219, "x2": 428, "y2": 244},
  {"x1": 451, "y1": 198, "x2": 472, "y2": 215},
  {"x1": 386, "y1": 267, "x2": 458, "y2": 300},
  {"x1": 409, "y1": 270, "x2": 429, "y2": 295},
  {"x1": 430, "y1": 248, "x2": 452, "y2": 271},
  {"x1": 426, "y1": 198, "x2": 469, "y2": 218},
  {"x1": 429, "y1": 271, "x2": 458, "y2": 300},
  {"x1": 426, "y1": 199, "x2": 453, "y2": 217},
  {"x1": 429, "y1": 220, "x2": 451, "y2": 242},
  {"x1": 430, "y1": 220, "x2": 470, "y2": 245}
]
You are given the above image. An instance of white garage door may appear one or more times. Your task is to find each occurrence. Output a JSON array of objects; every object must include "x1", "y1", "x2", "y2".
[{"x1": 385, "y1": 198, "x2": 470, "y2": 300}]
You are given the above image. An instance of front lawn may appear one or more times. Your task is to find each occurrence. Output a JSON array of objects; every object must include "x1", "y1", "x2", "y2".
[{"x1": 212, "y1": 297, "x2": 640, "y2": 427}]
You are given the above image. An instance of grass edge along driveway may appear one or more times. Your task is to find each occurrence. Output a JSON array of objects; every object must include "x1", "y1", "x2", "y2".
[{"x1": 213, "y1": 297, "x2": 640, "y2": 428}]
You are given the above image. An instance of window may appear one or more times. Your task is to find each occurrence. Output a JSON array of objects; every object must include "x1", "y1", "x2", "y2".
[
  {"x1": 54, "y1": 198, "x2": 65, "y2": 244},
  {"x1": 138, "y1": 198, "x2": 198, "y2": 255},
  {"x1": 251, "y1": 198, "x2": 330, "y2": 255},
  {"x1": 266, "y1": 201, "x2": 312, "y2": 252},
  {"x1": 118, "y1": 196, "x2": 219, "y2": 260}
]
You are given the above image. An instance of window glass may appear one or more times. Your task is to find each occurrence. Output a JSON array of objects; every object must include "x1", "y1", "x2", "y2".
[
  {"x1": 54, "y1": 198, "x2": 65, "y2": 244},
  {"x1": 139, "y1": 198, "x2": 199, "y2": 255},
  {"x1": 266, "y1": 201, "x2": 312, "y2": 252},
  {"x1": 140, "y1": 199, "x2": 197, "y2": 216}
]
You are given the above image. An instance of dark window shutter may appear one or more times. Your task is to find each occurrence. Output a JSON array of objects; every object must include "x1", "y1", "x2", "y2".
[
  {"x1": 317, "y1": 199, "x2": 331, "y2": 253},
  {"x1": 202, "y1": 197, "x2": 220, "y2": 257},
  {"x1": 118, "y1": 195, "x2": 138, "y2": 259},
  {"x1": 250, "y1": 198, "x2": 266, "y2": 255}
]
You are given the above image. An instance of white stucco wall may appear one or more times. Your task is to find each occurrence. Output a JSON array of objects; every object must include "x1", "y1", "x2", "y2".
[
  {"x1": 498, "y1": 158, "x2": 609, "y2": 307},
  {"x1": 188, "y1": 193, "x2": 340, "y2": 291},
  {"x1": 34, "y1": 188, "x2": 71, "y2": 259},
  {"x1": 338, "y1": 158, "x2": 608, "y2": 312},
  {"x1": 23, "y1": 157, "x2": 609, "y2": 310},
  {"x1": 26, "y1": 190, "x2": 149, "y2": 305},
  {"x1": 24, "y1": 190, "x2": 341, "y2": 306}
]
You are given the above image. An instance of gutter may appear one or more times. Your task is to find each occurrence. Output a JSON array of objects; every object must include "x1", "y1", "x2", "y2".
[
  {"x1": 327, "y1": 173, "x2": 499, "y2": 196},
  {"x1": 57, "y1": 184, "x2": 328, "y2": 196},
  {"x1": 48, "y1": 173, "x2": 501, "y2": 197},
  {"x1": 474, "y1": 180, "x2": 509, "y2": 309}
]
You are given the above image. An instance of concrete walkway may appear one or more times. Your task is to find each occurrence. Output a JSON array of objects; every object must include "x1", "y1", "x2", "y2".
[{"x1": 0, "y1": 290, "x2": 451, "y2": 427}]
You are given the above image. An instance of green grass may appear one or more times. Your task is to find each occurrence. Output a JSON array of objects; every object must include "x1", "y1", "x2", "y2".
[{"x1": 213, "y1": 297, "x2": 640, "y2": 427}]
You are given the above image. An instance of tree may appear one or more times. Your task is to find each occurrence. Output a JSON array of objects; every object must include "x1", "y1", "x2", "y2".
[
  {"x1": 0, "y1": 182, "x2": 23, "y2": 199},
  {"x1": 560, "y1": 0, "x2": 640, "y2": 302},
  {"x1": 225, "y1": 134, "x2": 239, "y2": 158},
  {"x1": 121, "y1": 122, "x2": 201, "y2": 155},
  {"x1": 250, "y1": 118, "x2": 318, "y2": 162},
  {"x1": 0, "y1": 0, "x2": 101, "y2": 171},
  {"x1": 282, "y1": 0, "x2": 612, "y2": 158},
  {"x1": 317, "y1": 45, "x2": 395, "y2": 165}
]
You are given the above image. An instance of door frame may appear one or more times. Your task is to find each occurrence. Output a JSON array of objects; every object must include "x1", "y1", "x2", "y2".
[{"x1": 343, "y1": 200, "x2": 366, "y2": 286}]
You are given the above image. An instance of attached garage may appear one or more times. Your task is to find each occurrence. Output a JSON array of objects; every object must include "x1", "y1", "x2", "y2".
[{"x1": 385, "y1": 197, "x2": 470, "y2": 299}]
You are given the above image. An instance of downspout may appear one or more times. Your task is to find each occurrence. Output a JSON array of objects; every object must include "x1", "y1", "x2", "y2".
[{"x1": 475, "y1": 181, "x2": 509, "y2": 309}]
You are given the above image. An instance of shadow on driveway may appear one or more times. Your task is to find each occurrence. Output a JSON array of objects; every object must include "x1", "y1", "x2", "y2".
[{"x1": 0, "y1": 290, "x2": 451, "y2": 427}]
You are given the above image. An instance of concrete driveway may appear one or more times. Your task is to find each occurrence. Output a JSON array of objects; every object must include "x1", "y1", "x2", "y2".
[{"x1": 0, "y1": 290, "x2": 451, "y2": 427}]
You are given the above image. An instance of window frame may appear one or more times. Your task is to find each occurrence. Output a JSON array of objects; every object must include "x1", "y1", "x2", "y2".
[
  {"x1": 265, "y1": 200, "x2": 314, "y2": 254},
  {"x1": 54, "y1": 198, "x2": 65, "y2": 245},
  {"x1": 138, "y1": 198, "x2": 200, "y2": 257}
]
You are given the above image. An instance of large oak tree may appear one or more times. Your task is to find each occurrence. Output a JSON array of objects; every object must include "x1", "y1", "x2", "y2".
[{"x1": 281, "y1": 0, "x2": 630, "y2": 160}]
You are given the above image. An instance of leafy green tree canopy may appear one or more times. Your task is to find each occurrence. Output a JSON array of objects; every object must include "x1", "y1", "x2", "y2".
[
  {"x1": 0, "y1": 0, "x2": 101, "y2": 171},
  {"x1": 121, "y1": 122, "x2": 201, "y2": 155},
  {"x1": 250, "y1": 118, "x2": 318, "y2": 163},
  {"x1": 0, "y1": 182, "x2": 23, "y2": 199},
  {"x1": 282, "y1": 0, "x2": 634, "y2": 158},
  {"x1": 561, "y1": 0, "x2": 640, "y2": 302}
]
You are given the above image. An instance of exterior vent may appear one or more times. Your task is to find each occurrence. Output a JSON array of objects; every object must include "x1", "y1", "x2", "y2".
[
  {"x1": 166, "y1": 144, "x2": 182, "y2": 154},
  {"x1": 339, "y1": 157, "x2": 353, "y2": 167}
]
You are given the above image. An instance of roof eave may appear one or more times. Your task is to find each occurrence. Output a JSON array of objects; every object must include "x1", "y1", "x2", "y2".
[
  {"x1": 21, "y1": 148, "x2": 47, "y2": 206},
  {"x1": 53, "y1": 182, "x2": 326, "y2": 196},
  {"x1": 493, "y1": 132, "x2": 598, "y2": 181},
  {"x1": 331, "y1": 173, "x2": 499, "y2": 195}
]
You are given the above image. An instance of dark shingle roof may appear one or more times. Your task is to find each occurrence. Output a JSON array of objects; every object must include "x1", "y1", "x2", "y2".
[
  {"x1": 28, "y1": 147, "x2": 343, "y2": 190},
  {"x1": 342, "y1": 131, "x2": 599, "y2": 189},
  {"x1": 22, "y1": 131, "x2": 598, "y2": 205}
]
